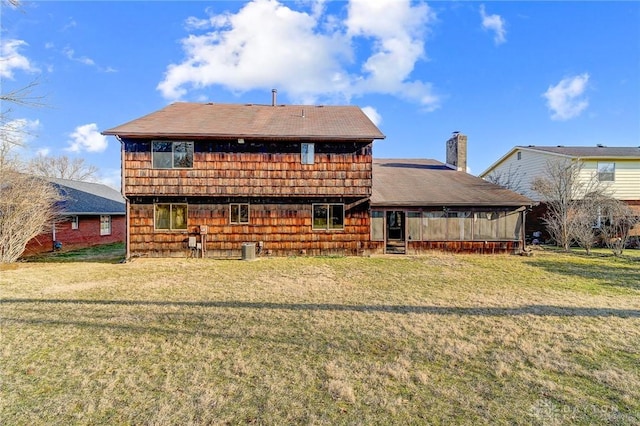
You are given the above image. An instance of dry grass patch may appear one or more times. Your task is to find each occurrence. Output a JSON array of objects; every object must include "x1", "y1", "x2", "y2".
[{"x1": 1, "y1": 250, "x2": 639, "y2": 424}]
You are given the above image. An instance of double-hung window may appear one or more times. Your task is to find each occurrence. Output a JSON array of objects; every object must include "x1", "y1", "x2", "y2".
[
  {"x1": 313, "y1": 204, "x2": 344, "y2": 230},
  {"x1": 71, "y1": 216, "x2": 79, "y2": 230},
  {"x1": 155, "y1": 204, "x2": 188, "y2": 231},
  {"x1": 152, "y1": 141, "x2": 194, "y2": 168},
  {"x1": 100, "y1": 215, "x2": 111, "y2": 236}
]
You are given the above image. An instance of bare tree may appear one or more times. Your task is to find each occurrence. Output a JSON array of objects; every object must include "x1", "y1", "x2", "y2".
[
  {"x1": 484, "y1": 164, "x2": 524, "y2": 193},
  {"x1": 28, "y1": 155, "x2": 99, "y2": 181},
  {"x1": 531, "y1": 159, "x2": 609, "y2": 252},
  {"x1": 0, "y1": 5, "x2": 61, "y2": 262},
  {"x1": 0, "y1": 171, "x2": 62, "y2": 262},
  {"x1": 598, "y1": 199, "x2": 639, "y2": 257},
  {"x1": 571, "y1": 193, "x2": 605, "y2": 255}
]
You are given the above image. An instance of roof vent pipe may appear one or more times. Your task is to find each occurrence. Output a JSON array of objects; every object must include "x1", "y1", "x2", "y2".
[{"x1": 272, "y1": 89, "x2": 277, "y2": 106}]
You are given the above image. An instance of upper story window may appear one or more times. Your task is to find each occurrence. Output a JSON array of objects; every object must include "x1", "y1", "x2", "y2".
[
  {"x1": 597, "y1": 162, "x2": 615, "y2": 182},
  {"x1": 517, "y1": 152, "x2": 522, "y2": 160},
  {"x1": 230, "y1": 203, "x2": 250, "y2": 224},
  {"x1": 152, "y1": 141, "x2": 194, "y2": 169},
  {"x1": 313, "y1": 204, "x2": 344, "y2": 230},
  {"x1": 301, "y1": 143, "x2": 314, "y2": 164},
  {"x1": 155, "y1": 204, "x2": 188, "y2": 231}
]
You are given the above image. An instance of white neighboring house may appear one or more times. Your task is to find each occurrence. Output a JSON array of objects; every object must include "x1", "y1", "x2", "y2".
[
  {"x1": 479, "y1": 145, "x2": 640, "y2": 236},
  {"x1": 480, "y1": 145, "x2": 640, "y2": 202}
]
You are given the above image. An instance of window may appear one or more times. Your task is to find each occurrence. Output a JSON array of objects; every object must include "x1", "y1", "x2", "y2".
[
  {"x1": 230, "y1": 203, "x2": 249, "y2": 224},
  {"x1": 71, "y1": 216, "x2": 79, "y2": 230},
  {"x1": 301, "y1": 143, "x2": 314, "y2": 164},
  {"x1": 100, "y1": 215, "x2": 111, "y2": 236},
  {"x1": 313, "y1": 204, "x2": 344, "y2": 230},
  {"x1": 597, "y1": 162, "x2": 615, "y2": 182},
  {"x1": 152, "y1": 141, "x2": 194, "y2": 169},
  {"x1": 517, "y1": 152, "x2": 522, "y2": 160},
  {"x1": 155, "y1": 204, "x2": 188, "y2": 231}
]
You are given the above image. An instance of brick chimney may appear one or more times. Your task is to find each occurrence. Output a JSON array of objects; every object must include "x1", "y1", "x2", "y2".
[{"x1": 446, "y1": 131, "x2": 467, "y2": 172}]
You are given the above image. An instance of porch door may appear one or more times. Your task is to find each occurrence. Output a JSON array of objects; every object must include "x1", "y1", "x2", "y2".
[{"x1": 386, "y1": 211, "x2": 406, "y2": 254}]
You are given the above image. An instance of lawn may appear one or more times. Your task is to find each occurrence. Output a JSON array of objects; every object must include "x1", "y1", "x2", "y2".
[{"x1": 1, "y1": 249, "x2": 639, "y2": 425}]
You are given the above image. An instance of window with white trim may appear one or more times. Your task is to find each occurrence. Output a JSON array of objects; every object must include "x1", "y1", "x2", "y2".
[
  {"x1": 152, "y1": 141, "x2": 194, "y2": 168},
  {"x1": 313, "y1": 204, "x2": 344, "y2": 230},
  {"x1": 230, "y1": 203, "x2": 250, "y2": 224},
  {"x1": 100, "y1": 215, "x2": 111, "y2": 236},
  {"x1": 155, "y1": 204, "x2": 188, "y2": 231},
  {"x1": 71, "y1": 216, "x2": 79, "y2": 230}
]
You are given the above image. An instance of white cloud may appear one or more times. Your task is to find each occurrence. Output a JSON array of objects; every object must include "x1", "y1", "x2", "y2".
[
  {"x1": 66, "y1": 123, "x2": 108, "y2": 153},
  {"x1": 36, "y1": 147, "x2": 51, "y2": 157},
  {"x1": 361, "y1": 106, "x2": 381, "y2": 127},
  {"x1": 543, "y1": 73, "x2": 590, "y2": 121},
  {"x1": 96, "y1": 168, "x2": 122, "y2": 190},
  {"x1": 157, "y1": 0, "x2": 439, "y2": 109},
  {"x1": 0, "y1": 118, "x2": 40, "y2": 147},
  {"x1": 480, "y1": 5, "x2": 506, "y2": 45},
  {"x1": 0, "y1": 39, "x2": 37, "y2": 78},
  {"x1": 63, "y1": 46, "x2": 96, "y2": 66}
]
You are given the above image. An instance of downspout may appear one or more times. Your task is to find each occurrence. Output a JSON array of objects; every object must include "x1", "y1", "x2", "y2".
[{"x1": 117, "y1": 135, "x2": 131, "y2": 261}]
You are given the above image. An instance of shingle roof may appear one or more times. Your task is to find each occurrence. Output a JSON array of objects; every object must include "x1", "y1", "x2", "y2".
[
  {"x1": 102, "y1": 102, "x2": 386, "y2": 141},
  {"x1": 49, "y1": 178, "x2": 125, "y2": 215},
  {"x1": 522, "y1": 146, "x2": 640, "y2": 158},
  {"x1": 372, "y1": 159, "x2": 533, "y2": 207}
]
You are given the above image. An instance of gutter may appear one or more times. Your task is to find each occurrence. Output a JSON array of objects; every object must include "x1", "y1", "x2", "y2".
[{"x1": 116, "y1": 135, "x2": 131, "y2": 261}]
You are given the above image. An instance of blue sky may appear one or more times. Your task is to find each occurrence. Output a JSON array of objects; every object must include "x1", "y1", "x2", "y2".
[{"x1": 2, "y1": 0, "x2": 639, "y2": 188}]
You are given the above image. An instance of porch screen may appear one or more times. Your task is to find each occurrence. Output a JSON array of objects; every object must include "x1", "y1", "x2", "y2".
[{"x1": 371, "y1": 211, "x2": 384, "y2": 241}]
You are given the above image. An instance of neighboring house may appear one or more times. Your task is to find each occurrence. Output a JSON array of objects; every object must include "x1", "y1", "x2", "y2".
[
  {"x1": 103, "y1": 100, "x2": 532, "y2": 258},
  {"x1": 370, "y1": 133, "x2": 533, "y2": 254},
  {"x1": 23, "y1": 178, "x2": 126, "y2": 256},
  {"x1": 479, "y1": 145, "x2": 640, "y2": 235}
]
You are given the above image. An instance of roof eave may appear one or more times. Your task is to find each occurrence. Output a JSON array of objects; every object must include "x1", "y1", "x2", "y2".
[{"x1": 102, "y1": 131, "x2": 385, "y2": 140}]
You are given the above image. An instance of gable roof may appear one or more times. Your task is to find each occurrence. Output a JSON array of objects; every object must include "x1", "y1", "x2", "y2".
[
  {"x1": 49, "y1": 178, "x2": 125, "y2": 215},
  {"x1": 372, "y1": 159, "x2": 533, "y2": 207},
  {"x1": 481, "y1": 145, "x2": 640, "y2": 177},
  {"x1": 523, "y1": 146, "x2": 640, "y2": 158},
  {"x1": 102, "y1": 102, "x2": 386, "y2": 141}
]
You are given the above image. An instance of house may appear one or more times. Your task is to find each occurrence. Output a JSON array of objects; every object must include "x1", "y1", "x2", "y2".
[
  {"x1": 479, "y1": 145, "x2": 640, "y2": 235},
  {"x1": 103, "y1": 100, "x2": 532, "y2": 258},
  {"x1": 370, "y1": 133, "x2": 533, "y2": 254},
  {"x1": 22, "y1": 178, "x2": 126, "y2": 256},
  {"x1": 103, "y1": 99, "x2": 384, "y2": 258}
]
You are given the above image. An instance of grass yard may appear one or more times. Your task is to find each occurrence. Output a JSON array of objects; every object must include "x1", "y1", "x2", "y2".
[{"x1": 1, "y1": 249, "x2": 639, "y2": 425}]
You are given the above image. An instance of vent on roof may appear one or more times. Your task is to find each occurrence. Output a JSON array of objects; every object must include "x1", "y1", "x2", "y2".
[{"x1": 597, "y1": 144, "x2": 605, "y2": 147}]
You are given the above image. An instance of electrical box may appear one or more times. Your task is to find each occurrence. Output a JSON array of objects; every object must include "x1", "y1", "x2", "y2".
[
  {"x1": 188, "y1": 236, "x2": 197, "y2": 248},
  {"x1": 199, "y1": 225, "x2": 208, "y2": 235}
]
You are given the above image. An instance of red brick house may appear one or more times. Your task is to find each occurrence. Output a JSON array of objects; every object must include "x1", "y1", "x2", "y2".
[
  {"x1": 22, "y1": 178, "x2": 125, "y2": 256},
  {"x1": 103, "y1": 101, "x2": 531, "y2": 258}
]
